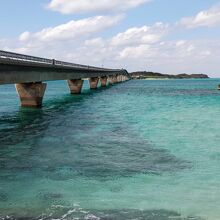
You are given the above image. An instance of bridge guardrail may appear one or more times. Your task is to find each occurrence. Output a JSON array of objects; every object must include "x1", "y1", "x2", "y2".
[
  {"x1": 0, "y1": 50, "x2": 52, "y2": 64},
  {"x1": 0, "y1": 50, "x2": 124, "y2": 73}
]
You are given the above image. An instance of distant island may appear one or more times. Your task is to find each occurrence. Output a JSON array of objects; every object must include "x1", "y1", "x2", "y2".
[{"x1": 130, "y1": 71, "x2": 209, "y2": 79}]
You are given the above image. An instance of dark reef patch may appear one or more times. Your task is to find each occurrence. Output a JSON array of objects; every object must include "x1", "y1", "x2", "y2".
[
  {"x1": 0, "y1": 192, "x2": 8, "y2": 202},
  {"x1": 0, "y1": 119, "x2": 191, "y2": 181},
  {"x1": 37, "y1": 192, "x2": 63, "y2": 201}
]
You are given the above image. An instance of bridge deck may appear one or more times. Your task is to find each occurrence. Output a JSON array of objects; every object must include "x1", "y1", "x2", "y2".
[{"x1": 0, "y1": 50, "x2": 128, "y2": 84}]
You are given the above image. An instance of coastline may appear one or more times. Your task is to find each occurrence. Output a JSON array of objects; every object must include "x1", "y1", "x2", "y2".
[
  {"x1": 130, "y1": 71, "x2": 209, "y2": 80},
  {"x1": 133, "y1": 77, "x2": 211, "y2": 80}
]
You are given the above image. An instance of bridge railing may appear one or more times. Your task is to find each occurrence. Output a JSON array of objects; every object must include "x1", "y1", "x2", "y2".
[
  {"x1": 0, "y1": 50, "x2": 52, "y2": 64},
  {"x1": 0, "y1": 50, "x2": 123, "y2": 73},
  {"x1": 55, "y1": 60, "x2": 117, "y2": 71},
  {"x1": 55, "y1": 60, "x2": 90, "y2": 69}
]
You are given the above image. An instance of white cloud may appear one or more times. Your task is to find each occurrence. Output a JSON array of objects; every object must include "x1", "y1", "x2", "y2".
[
  {"x1": 84, "y1": 37, "x2": 105, "y2": 47},
  {"x1": 119, "y1": 44, "x2": 151, "y2": 59},
  {"x1": 19, "y1": 15, "x2": 123, "y2": 43},
  {"x1": 111, "y1": 23, "x2": 169, "y2": 46},
  {"x1": 64, "y1": 27, "x2": 220, "y2": 77},
  {"x1": 176, "y1": 40, "x2": 186, "y2": 47},
  {"x1": 47, "y1": 0, "x2": 151, "y2": 14},
  {"x1": 179, "y1": 4, "x2": 220, "y2": 28},
  {"x1": 19, "y1": 31, "x2": 30, "y2": 41}
]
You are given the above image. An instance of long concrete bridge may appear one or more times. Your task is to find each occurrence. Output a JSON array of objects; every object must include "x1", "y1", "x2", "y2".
[{"x1": 0, "y1": 50, "x2": 130, "y2": 107}]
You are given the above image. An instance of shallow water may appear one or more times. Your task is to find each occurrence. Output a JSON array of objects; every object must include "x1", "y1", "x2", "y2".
[{"x1": 0, "y1": 79, "x2": 220, "y2": 220}]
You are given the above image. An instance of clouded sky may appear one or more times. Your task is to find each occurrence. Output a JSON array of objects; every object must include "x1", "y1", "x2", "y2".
[{"x1": 0, "y1": 0, "x2": 220, "y2": 77}]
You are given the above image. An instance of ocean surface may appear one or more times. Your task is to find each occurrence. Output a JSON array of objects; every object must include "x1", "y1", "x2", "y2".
[{"x1": 0, "y1": 79, "x2": 220, "y2": 220}]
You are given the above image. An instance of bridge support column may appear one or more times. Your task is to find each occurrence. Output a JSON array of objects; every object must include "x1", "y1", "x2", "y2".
[
  {"x1": 108, "y1": 76, "x2": 114, "y2": 85},
  {"x1": 117, "y1": 75, "x2": 120, "y2": 83},
  {"x1": 113, "y1": 76, "x2": 118, "y2": 84},
  {"x1": 100, "y1": 76, "x2": 108, "y2": 87},
  {"x1": 15, "y1": 82, "x2": 47, "y2": 107},
  {"x1": 89, "y1": 77, "x2": 99, "y2": 90},
  {"x1": 68, "y1": 79, "x2": 84, "y2": 94},
  {"x1": 118, "y1": 75, "x2": 122, "y2": 83}
]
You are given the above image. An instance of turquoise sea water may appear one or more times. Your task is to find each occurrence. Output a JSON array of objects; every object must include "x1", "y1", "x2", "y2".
[{"x1": 0, "y1": 79, "x2": 220, "y2": 220}]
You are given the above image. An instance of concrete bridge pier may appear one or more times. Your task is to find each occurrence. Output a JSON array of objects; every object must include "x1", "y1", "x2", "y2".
[
  {"x1": 68, "y1": 79, "x2": 84, "y2": 94},
  {"x1": 100, "y1": 76, "x2": 108, "y2": 87},
  {"x1": 15, "y1": 82, "x2": 47, "y2": 107},
  {"x1": 119, "y1": 75, "x2": 123, "y2": 83},
  {"x1": 117, "y1": 75, "x2": 120, "y2": 83},
  {"x1": 113, "y1": 76, "x2": 118, "y2": 84},
  {"x1": 89, "y1": 77, "x2": 99, "y2": 89},
  {"x1": 108, "y1": 76, "x2": 114, "y2": 85}
]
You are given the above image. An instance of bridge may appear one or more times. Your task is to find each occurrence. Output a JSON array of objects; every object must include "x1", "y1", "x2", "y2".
[{"x1": 0, "y1": 50, "x2": 130, "y2": 107}]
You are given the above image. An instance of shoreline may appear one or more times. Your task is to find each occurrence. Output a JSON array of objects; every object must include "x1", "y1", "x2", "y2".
[{"x1": 132, "y1": 77, "x2": 211, "y2": 80}]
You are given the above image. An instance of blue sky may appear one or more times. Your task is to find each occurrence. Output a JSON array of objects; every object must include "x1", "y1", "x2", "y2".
[{"x1": 0, "y1": 0, "x2": 220, "y2": 77}]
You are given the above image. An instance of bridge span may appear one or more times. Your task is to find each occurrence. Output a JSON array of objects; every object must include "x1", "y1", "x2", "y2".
[{"x1": 0, "y1": 50, "x2": 130, "y2": 107}]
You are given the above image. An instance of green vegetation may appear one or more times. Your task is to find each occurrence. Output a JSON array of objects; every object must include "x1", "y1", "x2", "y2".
[{"x1": 130, "y1": 71, "x2": 209, "y2": 79}]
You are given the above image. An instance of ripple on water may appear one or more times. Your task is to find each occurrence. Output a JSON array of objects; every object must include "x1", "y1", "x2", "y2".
[{"x1": 0, "y1": 208, "x2": 205, "y2": 220}]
